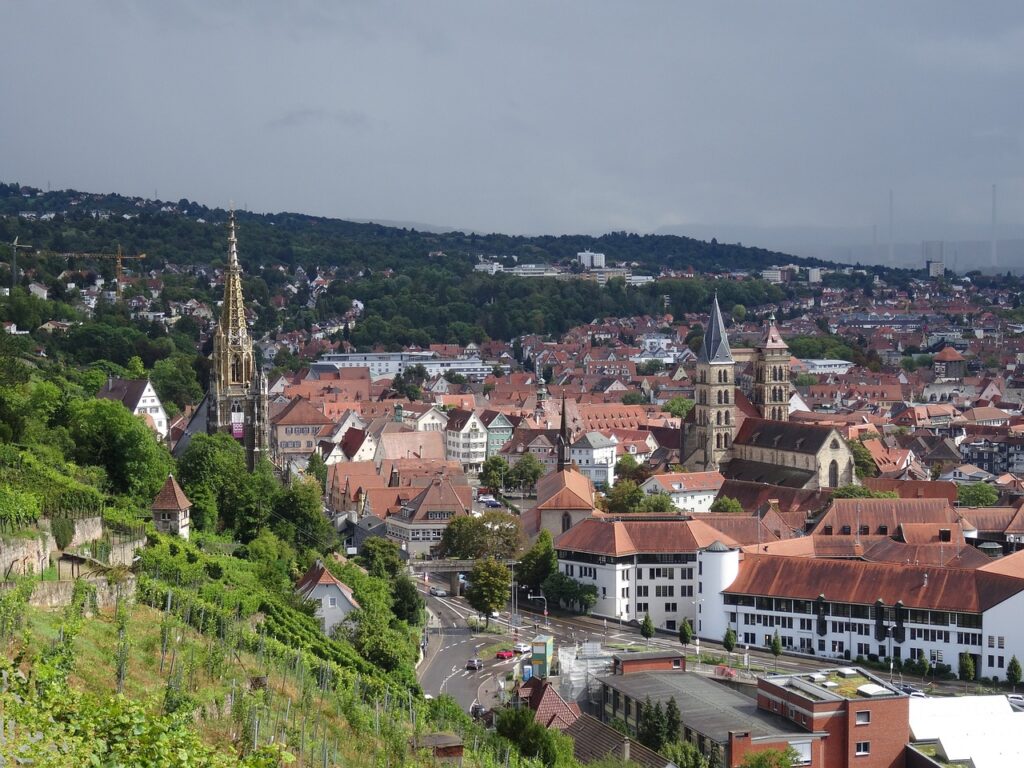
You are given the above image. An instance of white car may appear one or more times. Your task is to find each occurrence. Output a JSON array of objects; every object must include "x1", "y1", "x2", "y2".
[
  {"x1": 428, "y1": 587, "x2": 448, "y2": 597},
  {"x1": 513, "y1": 642, "x2": 531, "y2": 654}
]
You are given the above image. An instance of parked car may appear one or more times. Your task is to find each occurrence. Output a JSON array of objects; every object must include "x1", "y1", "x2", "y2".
[
  {"x1": 496, "y1": 649, "x2": 516, "y2": 660},
  {"x1": 466, "y1": 658, "x2": 483, "y2": 671},
  {"x1": 513, "y1": 642, "x2": 531, "y2": 654},
  {"x1": 470, "y1": 703, "x2": 487, "y2": 718},
  {"x1": 484, "y1": 500, "x2": 503, "y2": 508},
  {"x1": 428, "y1": 587, "x2": 447, "y2": 597}
]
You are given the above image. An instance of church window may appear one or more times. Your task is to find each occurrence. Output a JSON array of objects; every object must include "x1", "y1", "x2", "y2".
[
  {"x1": 716, "y1": 434, "x2": 722, "y2": 449},
  {"x1": 830, "y1": 439, "x2": 840, "y2": 450},
  {"x1": 562, "y1": 513, "x2": 572, "y2": 533},
  {"x1": 231, "y1": 354, "x2": 242, "y2": 383},
  {"x1": 829, "y1": 460, "x2": 839, "y2": 488},
  {"x1": 716, "y1": 411, "x2": 722, "y2": 425},
  {"x1": 724, "y1": 390, "x2": 729, "y2": 404},
  {"x1": 717, "y1": 391, "x2": 722, "y2": 405},
  {"x1": 724, "y1": 411, "x2": 731, "y2": 425}
]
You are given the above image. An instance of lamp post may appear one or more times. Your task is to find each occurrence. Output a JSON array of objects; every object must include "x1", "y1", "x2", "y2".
[
  {"x1": 691, "y1": 598, "x2": 704, "y2": 639},
  {"x1": 528, "y1": 593, "x2": 548, "y2": 625},
  {"x1": 884, "y1": 624, "x2": 897, "y2": 682}
]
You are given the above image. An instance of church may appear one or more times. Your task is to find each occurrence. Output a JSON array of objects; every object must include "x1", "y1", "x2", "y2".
[
  {"x1": 174, "y1": 212, "x2": 269, "y2": 470},
  {"x1": 683, "y1": 296, "x2": 854, "y2": 490}
]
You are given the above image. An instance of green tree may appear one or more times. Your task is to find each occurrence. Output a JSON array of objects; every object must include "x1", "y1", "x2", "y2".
[
  {"x1": 615, "y1": 454, "x2": 644, "y2": 483},
  {"x1": 739, "y1": 747, "x2": 801, "y2": 768},
  {"x1": 438, "y1": 512, "x2": 522, "y2": 559},
  {"x1": 68, "y1": 398, "x2": 172, "y2": 499},
  {"x1": 150, "y1": 355, "x2": 202, "y2": 410},
  {"x1": 731, "y1": 303, "x2": 746, "y2": 323},
  {"x1": 271, "y1": 477, "x2": 334, "y2": 552},
  {"x1": 305, "y1": 451, "x2": 327, "y2": 489},
  {"x1": 723, "y1": 627, "x2": 737, "y2": 654},
  {"x1": 638, "y1": 493, "x2": 674, "y2": 513},
  {"x1": 960, "y1": 652, "x2": 976, "y2": 685},
  {"x1": 176, "y1": 432, "x2": 249, "y2": 532},
  {"x1": 392, "y1": 574, "x2": 424, "y2": 624},
  {"x1": 638, "y1": 359, "x2": 665, "y2": 376},
  {"x1": 640, "y1": 612, "x2": 655, "y2": 646},
  {"x1": 480, "y1": 455, "x2": 510, "y2": 493},
  {"x1": 792, "y1": 373, "x2": 818, "y2": 387},
  {"x1": 679, "y1": 617, "x2": 694, "y2": 648},
  {"x1": 466, "y1": 557, "x2": 511, "y2": 627},
  {"x1": 847, "y1": 439, "x2": 878, "y2": 479},
  {"x1": 830, "y1": 485, "x2": 898, "y2": 499},
  {"x1": 770, "y1": 630, "x2": 782, "y2": 671},
  {"x1": 663, "y1": 740, "x2": 709, "y2": 768},
  {"x1": 958, "y1": 483, "x2": 999, "y2": 507},
  {"x1": 244, "y1": 528, "x2": 296, "y2": 590},
  {"x1": 621, "y1": 391, "x2": 647, "y2": 405},
  {"x1": 637, "y1": 697, "x2": 668, "y2": 751},
  {"x1": 605, "y1": 479, "x2": 644, "y2": 513},
  {"x1": 511, "y1": 453, "x2": 544, "y2": 493},
  {"x1": 1008, "y1": 655, "x2": 1022, "y2": 692},
  {"x1": 661, "y1": 396, "x2": 695, "y2": 419},
  {"x1": 519, "y1": 529, "x2": 558, "y2": 593},
  {"x1": 664, "y1": 696, "x2": 681, "y2": 744},
  {"x1": 709, "y1": 496, "x2": 743, "y2": 514},
  {"x1": 359, "y1": 537, "x2": 404, "y2": 579},
  {"x1": 125, "y1": 355, "x2": 146, "y2": 379}
]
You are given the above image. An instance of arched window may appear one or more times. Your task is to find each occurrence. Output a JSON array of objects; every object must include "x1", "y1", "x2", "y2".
[
  {"x1": 723, "y1": 390, "x2": 730, "y2": 404},
  {"x1": 724, "y1": 411, "x2": 731, "y2": 425},
  {"x1": 830, "y1": 438, "x2": 840, "y2": 450},
  {"x1": 716, "y1": 434, "x2": 722, "y2": 449},
  {"x1": 828, "y1": 459, "x2": 839, "y2": 488},
  {"x1": 716, "y1": 411, "x2": 722, "y2": 425},
  {"x1": 562, "y1": 513, "x2": 572, "y2": 533},
  {"x1": 231, "y1": 354, "x2": 242, "y2": 383}
]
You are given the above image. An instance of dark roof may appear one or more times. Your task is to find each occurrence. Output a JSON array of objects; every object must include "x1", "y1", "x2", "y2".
[
  {"x1": 732, "y1": 417, "x2": 838, "y2": 455},
  {"x1": 97, "y1": 377, "x2": 150, "y2": 410},
  {"x1": 697, "y1": 295, "x2": 733, "y2": 365},
  {"x1": 596, "y1": 671, "x2": 796, "y2": 745},
  {"x1": 719, "y1": 458, "x2": 817, "y2": 488},
  {"x1": 444, "y1": 408, "x2": 474, "y2": 432},
  {"x1": 564, "y1": 714, "x2": 672, "y2": 768},
  {"x1": 151, "y1": 474, "x2": 191, "y2": 511}
]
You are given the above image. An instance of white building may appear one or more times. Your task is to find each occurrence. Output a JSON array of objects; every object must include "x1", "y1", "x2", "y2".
[
  {"x1": 444, "y1": 408, "x2": 488, "y2": 473},
  {"x1": 799, "y1": 359, "x2": 855, "y2": 376},
  {"x1": 554, "y1": 518, "x2": 739, "y2": 632},
  {"x1": 638, "y1": 471, "x2": 724, "y2": 512},
  {"x1": 568, "y1": 431, "x2": 618, "y2": 489},
  {"x1": 97, "y1": 377, "x2": 170, "y2": 440},
  {"x1": 577, "y1": 250, "x2": 606, "y2": 269},
  {"x1": 314, "y1": 351, "x2": 493, "y2": 381}
]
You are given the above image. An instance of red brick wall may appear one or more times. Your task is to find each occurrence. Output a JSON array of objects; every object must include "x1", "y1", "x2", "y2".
[
  {"x1": 728, "y1": 732, "x2": 825, "y2": 768},
  {"x1": 842, "y1": 697, "x2": 908, "y2": 768},
  {"x1": 619, "y1": 656, "x2": 686, "y2": 674}
]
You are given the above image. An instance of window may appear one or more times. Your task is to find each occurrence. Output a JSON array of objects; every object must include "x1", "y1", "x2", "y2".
[
  {"x1": 855, "y1": 711, "x2": 870, "y2": 725},
  {"x1": 328, "y1": 597, "x2": 337, "y2": 608},
  {"x1": 855, "y1": 742, "x2": 870, "y2": 756}
]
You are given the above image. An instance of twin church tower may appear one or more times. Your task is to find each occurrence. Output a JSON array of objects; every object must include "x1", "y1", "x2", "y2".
[{"x1": 686, "y1": 295, "x2": 791, "y2": 471}]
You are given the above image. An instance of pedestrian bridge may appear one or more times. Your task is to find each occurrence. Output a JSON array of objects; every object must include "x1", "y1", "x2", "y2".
[{"x1": 408, "y1": 558, "x2": 518, "y2": 592}]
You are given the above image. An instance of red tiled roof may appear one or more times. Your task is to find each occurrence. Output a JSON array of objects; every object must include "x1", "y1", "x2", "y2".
[
  {"x1": 555, "y1": 517, "x2": 738, "y2": 556},
  {"x1": 725, "y1": 554, "x2": 1024, "y2": 613},
  {"x1": 151, "y1": 474, "x2": 191, "y2": 511}
]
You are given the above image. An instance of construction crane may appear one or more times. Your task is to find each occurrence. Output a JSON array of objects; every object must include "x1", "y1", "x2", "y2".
[{"x1": 47, "y1": 245, "x2": 147, "y2": 299}]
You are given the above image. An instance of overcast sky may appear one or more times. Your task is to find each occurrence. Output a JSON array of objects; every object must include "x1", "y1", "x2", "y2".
[{"x1": 3, "y1": 2, "x2": 1024, "y2": 259}]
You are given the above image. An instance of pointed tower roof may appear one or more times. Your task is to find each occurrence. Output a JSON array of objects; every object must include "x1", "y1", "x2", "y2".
[
  {"x1": 152, "y1": 474, "x2": 192, "y2": 511},
  {"x1": 219, "y1": 210, "x2": 249, "y2": 344},
  {"x1": 759, "y1": 313, "x2": 788, "y2": 351},
  {"x1": 698, "y1": 294, "x2": 734, "y2": 365}
]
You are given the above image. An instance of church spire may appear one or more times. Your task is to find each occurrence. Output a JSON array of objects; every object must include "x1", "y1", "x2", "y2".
[
  {"x1": 698, "y1": 293, "x2": 733, "y2": 365},
  {"x1": 221, "y1": 210, "x2": 249, "y2": 345},
  {"x1": 557, "y1": 395, "x2": 570, "y2": 471}
]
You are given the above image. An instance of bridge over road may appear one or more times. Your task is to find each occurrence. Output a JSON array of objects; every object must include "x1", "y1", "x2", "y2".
[{"x1": 407, "y1": 559, "x2": 518, "y2": 593}]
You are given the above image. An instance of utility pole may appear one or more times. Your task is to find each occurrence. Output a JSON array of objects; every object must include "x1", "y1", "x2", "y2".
[{"x1": 9, "y1": 237, "x2": 31, "y2": 294}]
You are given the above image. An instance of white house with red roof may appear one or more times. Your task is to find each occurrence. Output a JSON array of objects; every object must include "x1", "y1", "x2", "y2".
[
  {"x1": 639, "y1": 471, "x2": 724, "y2": 512},
  {"x1": 295, "y1": 559, "x2": 361, "y2": 636}
]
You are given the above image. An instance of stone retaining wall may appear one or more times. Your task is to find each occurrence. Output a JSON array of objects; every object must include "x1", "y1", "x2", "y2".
[{"x1": 29, "y1": 576, "x2": 136, "y2": 611}]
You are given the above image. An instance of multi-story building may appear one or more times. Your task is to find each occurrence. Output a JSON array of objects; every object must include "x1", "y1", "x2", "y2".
[
  {"x1": 638, "y1": 471, "x2": 723, "y2": 512},
  {"x1": 384, "y1": 475, "x2": 473, "y2": 556},
  {"x1": 314, "y1": 351, "x2": 494, "y2": 381},
  {"x1": 568, "y1": 431, "x2": 617, "y2": 489},
  {"x1": 98, "y1": 376, "x2": 170, "y2": 440},
  {"x1": 479, "y1": 409, "x2": 516, "y2": 459},
  {"x1": 554, "y1": 517, "x2": 738, "y2": 630},
  {"x1": 270, "y1": 396, "x2": 334, "y2": 465},
  {"x1": 959, "y1": 434, "x2": 1024, "y2": 476},
  {"x1": 444, "y1": 408, "x2": 488, "y2": 473}
]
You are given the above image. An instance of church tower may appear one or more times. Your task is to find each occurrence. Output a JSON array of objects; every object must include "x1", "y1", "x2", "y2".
[
  {"x1": 693, "y1": 295, "x2": 736, "y2": 470},
  {"x1": 208, "y1": 211, "x2": 268, "y2": 470},
  {"x1": 753, "y1": 313, "x2": 790, "y2": 421}
]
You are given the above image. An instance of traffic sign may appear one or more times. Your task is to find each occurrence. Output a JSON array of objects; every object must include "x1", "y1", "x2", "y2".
[{"x1": 543, "y1": 609, "x2": 548, "y2": 616}]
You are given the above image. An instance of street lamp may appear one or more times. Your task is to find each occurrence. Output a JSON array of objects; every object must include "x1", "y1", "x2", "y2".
[
  {"x1": 528, "y1": 593, "x2": 548, "y2": 625},
  {"x1": 883, "y1": 624, "x2": 897, "y2": 682}
]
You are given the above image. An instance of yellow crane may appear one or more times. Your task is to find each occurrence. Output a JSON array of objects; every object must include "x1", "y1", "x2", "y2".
[{"x1": 49, "y1": 245, "x2": 147, "y2": 299}]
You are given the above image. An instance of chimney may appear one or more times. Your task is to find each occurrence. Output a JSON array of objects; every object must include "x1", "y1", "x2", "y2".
[{"x1": 622, "y1": 737, "x2": 630, "y2": 762}]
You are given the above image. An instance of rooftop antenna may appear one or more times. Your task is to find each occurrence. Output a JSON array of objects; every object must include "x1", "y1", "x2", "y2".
[
  {"x1": 888, "y1": 189, "x2": 895, "y2": 266},
  {"x1": 991, "y1": 183, "x2": 998, "y2": 270},
  {"x1": 9, "y1": 237, "x2": 32, "y2": 294}
]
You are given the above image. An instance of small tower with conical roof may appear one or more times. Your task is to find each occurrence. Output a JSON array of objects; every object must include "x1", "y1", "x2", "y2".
[
  {"x1": 207, "y1": 211, "x2": 269, "y2": 470},
  {"x1": 693, "y1": 294, "x2": 736, "y2": 470},
  {"x1": 151, "y1": 474, "x2": 192, "y2": 540},
  {"x1": 754, "y1": 313, "x2": 791, "y2": 421}
]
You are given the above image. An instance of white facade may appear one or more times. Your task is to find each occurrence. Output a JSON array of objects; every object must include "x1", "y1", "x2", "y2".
[
  {"x1": 638, "y1": 474, "x2": 721, "y2": 512},
  {"x1": 315, "y1": 351, "x2": 494, "y2": 381},
  {"x1": 445, "y1": 412, "x2": 488, "y2": 473},
  {"x1": 133, "y1": 381, "x2": 169, "y2": 440},
  {"x1": 569, "y1": 432, "x2": 618, "y2": 489},
  {"x1": 558, "y1": 553, "x2": 699, "y2": 632},
  {"x1": 577, "y1": 250, "x2": 606, "y2": 269}
]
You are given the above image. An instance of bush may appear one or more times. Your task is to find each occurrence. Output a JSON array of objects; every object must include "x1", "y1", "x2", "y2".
[{"x1": 51, "y1": 517, "x2": 75, "y2": 550}]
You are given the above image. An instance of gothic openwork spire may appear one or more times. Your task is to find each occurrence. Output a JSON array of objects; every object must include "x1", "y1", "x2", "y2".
[{"x1": 221, "y1": 210, "x2": 248, "y2": 346}]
